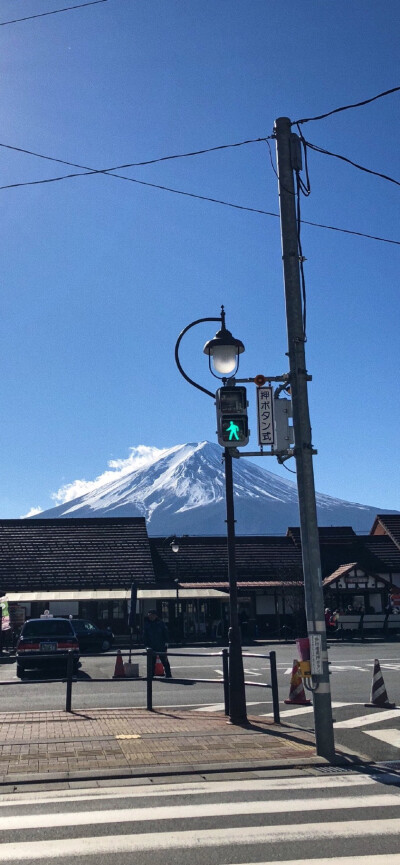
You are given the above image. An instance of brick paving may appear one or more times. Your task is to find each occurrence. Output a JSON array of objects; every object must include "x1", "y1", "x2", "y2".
[{"x1": 0, "y1": 707, "x2": 319, "y2": 782}]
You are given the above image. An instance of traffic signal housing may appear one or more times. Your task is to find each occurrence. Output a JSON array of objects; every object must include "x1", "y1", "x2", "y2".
[{"x1": 216, "y1": 386, "x2": 249, "y2": 448}]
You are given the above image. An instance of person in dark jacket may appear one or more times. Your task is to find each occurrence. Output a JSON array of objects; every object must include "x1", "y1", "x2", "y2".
[{"x1": 143, "y1": 610, "x2": 172, "y2": 678}]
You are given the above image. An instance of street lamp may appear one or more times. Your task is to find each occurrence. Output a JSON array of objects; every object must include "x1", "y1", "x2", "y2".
[
  {"x1": 175, "y1": 306, "x2": 248, "y2": 725},
  {"x1": 170, "y1": 540, "x2": 181, "y2": 642}
]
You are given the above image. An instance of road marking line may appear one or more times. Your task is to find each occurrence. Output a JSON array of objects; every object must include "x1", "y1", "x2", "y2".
[
  {"x1": 3, "y1": 793, "x2": 400, "y2": 832},
  {"x1": 261, "y1": 701, "x2": 351, "y2": 719},
  {"x1": 329, "y1": 666, "x2": 368, "y2": 672},
  {"x1": 3, "y1": 818, "x2": 400, "y2": 859},
  {"x1": 195, "y1": 701, "x2": 263, "y2": 712},
  {"x1": 0, "y1": 773, "x2": 379, "y2": 808},
  {"x1": 365, "y1": 728, "x2": 400, "y2": 748},
  {"x1": 335, "y1": 708, "x2": 400, "y2": 728},
  {"x1": 224, "y1": 857, "x2": 400, "y2": 865}
]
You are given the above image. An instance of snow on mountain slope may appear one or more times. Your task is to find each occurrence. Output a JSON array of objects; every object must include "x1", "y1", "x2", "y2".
[{"x1": 32, "y1": 441, "x2": 394, "y2": 535}]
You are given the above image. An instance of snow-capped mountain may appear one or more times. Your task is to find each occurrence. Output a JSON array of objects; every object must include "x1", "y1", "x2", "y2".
[{"x1": 31, "y1": 441, "x2": 394, "y2": 535}]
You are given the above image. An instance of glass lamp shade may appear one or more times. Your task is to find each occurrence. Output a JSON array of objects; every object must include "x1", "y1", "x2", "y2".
[
  {"x1": 210, "y1": 344, "x2": 238, "y2": 374},
  {"x1": 171, "y1": 540, "x2": 179, "y2": 553}
]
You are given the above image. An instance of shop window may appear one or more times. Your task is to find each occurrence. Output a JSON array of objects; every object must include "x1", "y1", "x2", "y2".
[{"x1": 112, "y1": 600, "x2": 125, "y2": 619}]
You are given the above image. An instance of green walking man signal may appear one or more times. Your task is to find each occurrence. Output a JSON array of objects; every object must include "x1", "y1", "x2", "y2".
[
  {"x1": 216, "y1": 386, "x2": 249, "y2": 448},
  {"x1": 226, "y1": 420, "x2": 240, "y2": 441}
]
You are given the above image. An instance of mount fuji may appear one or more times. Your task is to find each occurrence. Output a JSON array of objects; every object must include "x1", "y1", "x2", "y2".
[{"x1": 31, "y1": 441, "x2": 394, "y2": 535}]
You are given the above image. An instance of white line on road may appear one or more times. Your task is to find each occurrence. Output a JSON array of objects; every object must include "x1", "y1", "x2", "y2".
[
  {"x1": 224, "y1": 857, "x2": 400, "y2": 865},
  {"x1": 335, "y1": 708, "x2": 400, "y2": 728},
  {"x1": 0, "y1": 773, "x2": 380, "y2": 808},
  {"x1": 3, "y1": 793, "x2": 400, "y2": 833},
  {"x1": 365, "y1": 728, "x2": 400, "y2": 747},
  {"x1": 3, "y1": 818, "x2": 400, "y2": 859},
  {"x1": 195, "y1": 701, "x2": 264, "y2": 712},
  {"x1": 261, "y1": 701, "x2": 352, "y2": 719}
]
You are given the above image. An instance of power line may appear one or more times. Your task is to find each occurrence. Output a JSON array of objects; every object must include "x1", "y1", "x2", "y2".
[
  {"x1": 300, "y1": 218, "x2": 400, "y2": 246},
  {"x1": 0, "y1": 137, "x2": 269, "y2": 173},
  {"x1": 302, "y1": 137, "x2": 400, "y2": 189},
  {"x1": 0, "y1": 142, "x2": 399, "y2": 246},
  {"x1": 293, "y1": 85, "x2": 400, "y2": 125},
  {"x1": 0, "y1": 0, "x2": 109, "y2": 27}
]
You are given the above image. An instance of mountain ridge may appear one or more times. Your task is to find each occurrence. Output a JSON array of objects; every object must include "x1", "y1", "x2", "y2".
[{"x1": 31, "y1": 441, "x2": 396, "y2": 535}]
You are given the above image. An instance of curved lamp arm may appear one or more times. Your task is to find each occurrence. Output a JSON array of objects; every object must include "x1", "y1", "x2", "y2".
[{"x1": 175, "y1": 316, "x2": 222, "y2": 399}]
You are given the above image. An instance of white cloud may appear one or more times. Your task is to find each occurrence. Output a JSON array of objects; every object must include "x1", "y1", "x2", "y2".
[
  {"x1": 51, "y1": 445, "x2": 167, "y2": 505},
  {"x1": 20, "y1": 506, "x2": 43, "y2": 519}
]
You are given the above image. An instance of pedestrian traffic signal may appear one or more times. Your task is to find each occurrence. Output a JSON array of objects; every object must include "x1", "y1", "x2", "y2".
[
  {"x1": 216, "y1": 386, "x2": 249, "y2": 448},
  {"x1": 220, "y1": 414, "x2": 249, "y2": 445}
]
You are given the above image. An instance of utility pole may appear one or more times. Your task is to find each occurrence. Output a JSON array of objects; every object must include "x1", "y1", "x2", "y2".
[{"x1": 274, "y1": 116, "x2": 335, "y2": 761}]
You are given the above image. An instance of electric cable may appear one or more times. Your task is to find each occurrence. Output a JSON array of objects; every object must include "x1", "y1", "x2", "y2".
[
  {"x1": 0, "y1": 0, "x2": 109, "y2": 27},
  {"x1": 295, "y1": 171, "x2": 307, "y2": 337},
  {"x1": 298, "y1": 137, "x2": 400, "y2": 189},
  {"x1": 0, "y1": 141, "x2": 399, "y2": 245},
  {"x1": 0, "y1": 137, "x2": 270, "y2": 173},
  {"x1": 293, "y1": 86, "x2": 400, "y2": 126}
]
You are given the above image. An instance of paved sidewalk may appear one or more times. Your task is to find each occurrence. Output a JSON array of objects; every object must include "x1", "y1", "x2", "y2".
[{"x1": 0, "y1": 705, "x2": 358, "y2": 786}]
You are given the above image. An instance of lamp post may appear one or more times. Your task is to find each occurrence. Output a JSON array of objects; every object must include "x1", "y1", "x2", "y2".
[
  {"x1": 171, "y1": 538, "x2": 181, "y2": 642},
  {"x1": 175, "y1": 306, "x2": 247, "y2": 725},
  {"x1": 162, "y1": 536, "x2": 180, "y2": 640}
]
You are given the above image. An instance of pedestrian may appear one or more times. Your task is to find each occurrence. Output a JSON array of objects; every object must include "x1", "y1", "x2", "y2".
[{"x1": 143, "y1": 610, "x2": 172, "y2": 678}]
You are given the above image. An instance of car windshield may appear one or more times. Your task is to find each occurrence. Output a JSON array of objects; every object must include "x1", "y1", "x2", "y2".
[
  {"x1": 22, "y1": 620, "x2": 74, "y2": 638},
  {"x1": 72, "y1": 621, "x2": 96, "y2": 633}
]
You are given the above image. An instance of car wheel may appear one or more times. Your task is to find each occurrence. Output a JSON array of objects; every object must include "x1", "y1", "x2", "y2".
[
  {"x1": 16, "y1": 663, "x2": 25, "y2": 678},
  {"x1": 101, "y1": 639, "x2": 111, "y2": 652}
]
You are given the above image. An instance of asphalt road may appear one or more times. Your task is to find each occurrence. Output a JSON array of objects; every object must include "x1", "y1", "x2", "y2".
[
  {"x1": 1, "y1": 640, "x2": 400, "y2": 764},
  {"x1": 2, "y1": 769, "x2": 400, "y2": 864}
]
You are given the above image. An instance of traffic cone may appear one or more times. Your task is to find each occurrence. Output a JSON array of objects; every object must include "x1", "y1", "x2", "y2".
[
  {"x1": 365, "y1": 659, "x2": 396, "y2": 708},
  {"x1": 284, "y1": 660, "x2": 311, "y2": 705},
  {"x1": 112, "y1": 650, "x2": 125, "y2": 678},
  {"x1": 154, "y1": 655, "x2": 164, "y2": 676}
]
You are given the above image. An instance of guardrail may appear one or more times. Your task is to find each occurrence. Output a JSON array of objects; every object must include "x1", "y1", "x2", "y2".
[
  {"x1": 336, "y1": 613, "x2": 400, "y2": 641},
  {"x1": 0, "y1": 648, "x2": 280, "y2": 723}
]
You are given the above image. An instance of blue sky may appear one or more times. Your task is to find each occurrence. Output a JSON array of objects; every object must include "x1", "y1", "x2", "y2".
[{"x1": 0, "y1": 0, "x2": 399, "y2": 518}]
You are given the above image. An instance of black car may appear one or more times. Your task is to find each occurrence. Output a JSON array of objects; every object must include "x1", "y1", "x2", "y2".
[
  {"x1": 70, "y1": 619, "x2": 114, "y2": 653},
  {"x1": 16, "y1": 617, "x2": 80, "y2": 677}
]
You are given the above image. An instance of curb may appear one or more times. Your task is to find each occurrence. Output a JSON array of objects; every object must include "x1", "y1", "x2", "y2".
[{"x1": 0, "y1": 755, "x2": 332, "y2": 789}]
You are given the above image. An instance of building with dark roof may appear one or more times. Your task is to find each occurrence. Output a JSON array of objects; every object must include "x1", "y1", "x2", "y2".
[{"x1": 1, "y1": 514, "x2": 399, "y2": 641}]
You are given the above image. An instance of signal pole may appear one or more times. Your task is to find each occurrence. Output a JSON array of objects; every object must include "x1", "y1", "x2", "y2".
[{"x1": 274, "y1": 116, "x2": 335, "y2": 761}]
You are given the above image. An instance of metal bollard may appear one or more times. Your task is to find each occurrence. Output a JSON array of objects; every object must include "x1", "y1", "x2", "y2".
[
  {"x1": 65, "y1": 650, "x2": 74, "y2": 713},
  {"x1": 269, "y1": 650, "x2": 280, "y2": 724},
  {"x1": 146, "y1": 647, "x2": 153, "y2": 711},
  {"x1": 222, "y1": 648, "x2": 229, "y2": 715}
]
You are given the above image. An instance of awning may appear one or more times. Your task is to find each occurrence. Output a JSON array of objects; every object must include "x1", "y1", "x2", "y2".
[{"x1": 1, "y1": 588, "x2": 229, "y2": 603}]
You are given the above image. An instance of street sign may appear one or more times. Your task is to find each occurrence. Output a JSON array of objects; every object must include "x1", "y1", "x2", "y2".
[
  {"x1": 257, "y1": 386, "x2": 275, "y2": 446},
  {"x1": 309, "y1": 633, "x2": 323, "y2": 676}
]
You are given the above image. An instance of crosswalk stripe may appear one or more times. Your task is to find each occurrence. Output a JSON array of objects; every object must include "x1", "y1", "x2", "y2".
[
  {"x1": 195, "y1": 701, "x2": 263, "y2": 712},
  {"x1": 335, "y1": 709, "x2": 400, "y2": 728},
  {"x1": 224, "y1": 858, "x2": 400, "y2": 865},
  {"x1": 3, "y1": 792, "x2": 400, "y2": 832},
  {"x1": 365, "y1": 728, "x2": 400, "y2": 747},
  {"x1": 2, "y1": 818, "x2": 400, "y2": 860},
  {"x1": 0, "y1": 772, "x2": 381, "y2": 808},
  {"x1": 261, "y1": 701, "x2": 351, "y2": 718}
]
